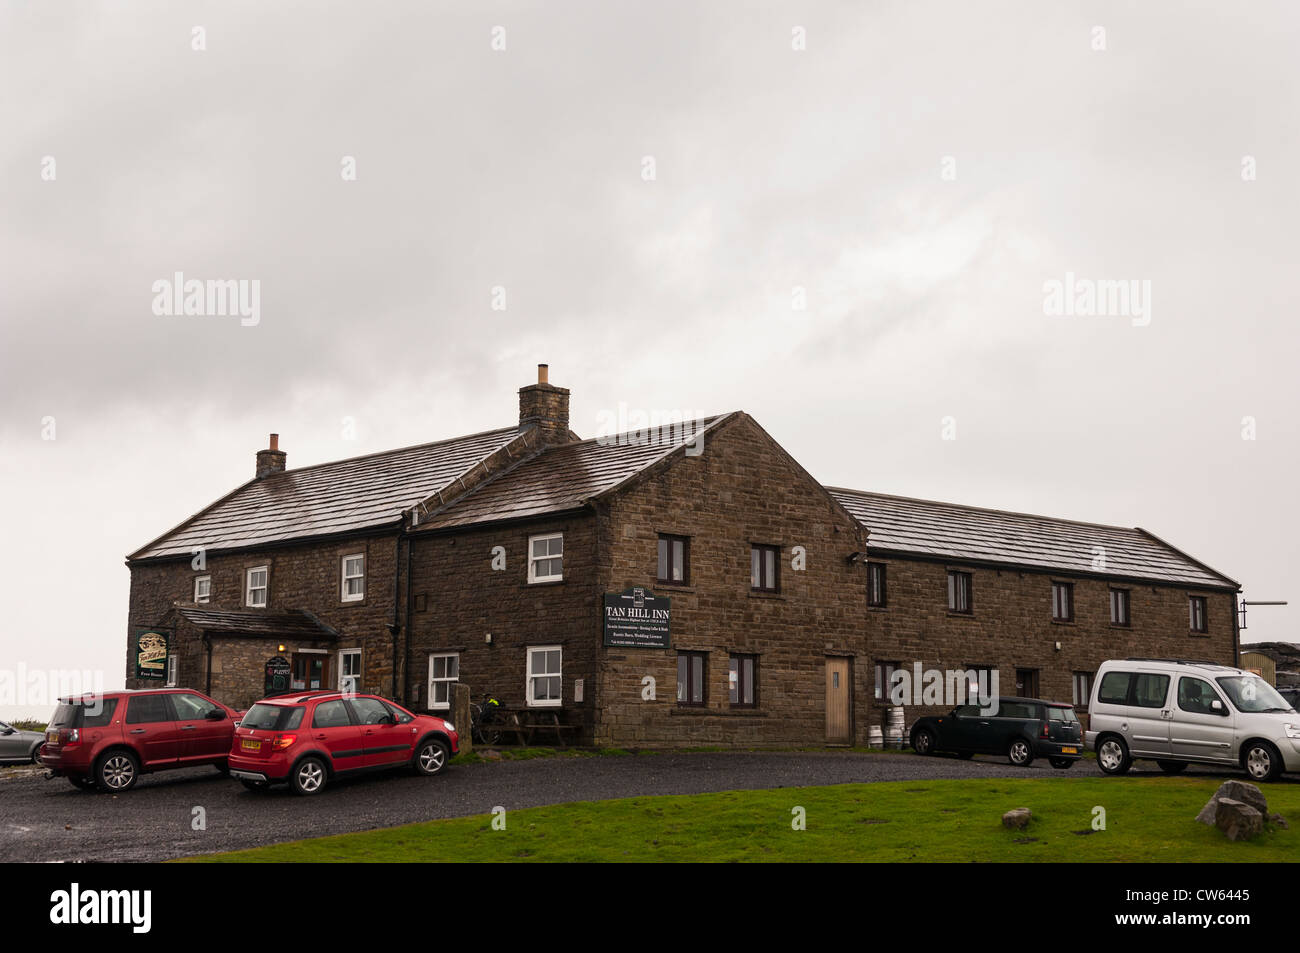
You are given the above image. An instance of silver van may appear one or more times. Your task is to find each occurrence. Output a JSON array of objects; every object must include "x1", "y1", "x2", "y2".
[{"x1": 1087, "y1": 658, "x2": 1300, "y2": 782}]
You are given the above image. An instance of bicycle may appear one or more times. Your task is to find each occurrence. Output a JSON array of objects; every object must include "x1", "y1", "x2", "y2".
[{"x1": 470, "y1": 693, "x2": 504, "y2": 746}]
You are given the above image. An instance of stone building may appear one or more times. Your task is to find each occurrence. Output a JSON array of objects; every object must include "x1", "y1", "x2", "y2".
[{"x1": 124, "y1": 366, "x2": 1242, "y2": 746}]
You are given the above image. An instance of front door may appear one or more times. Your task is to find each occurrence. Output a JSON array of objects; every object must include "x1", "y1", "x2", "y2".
[
  {"x1": 1015, "y1": 669, "x2": 1040, "y2": 699},
  {"x1": 825, "y1": 658, "x2": 852, "y2": 745},
  {"x1": 292, "y1": 654, "x2": 329, "y2": 691}
]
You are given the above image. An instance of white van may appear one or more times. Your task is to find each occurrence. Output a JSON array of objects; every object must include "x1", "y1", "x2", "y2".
[{"x1": 1087, "y1": 658, "x2": 1300, "y2": 782}]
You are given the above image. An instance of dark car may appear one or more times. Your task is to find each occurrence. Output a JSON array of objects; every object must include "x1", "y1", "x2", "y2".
[
  {"x1": 40, "y1": 689, "x2": 242, "y2": 791},
  {"x1": 909, "y1": 696, "x2": 1084, "y2": 768},
  {"x1": 0, "y1": 720, "x2": 47, "y2": 764},
  {"x1": 227, "y1": 690, "x2": 458, "y2": 795}
]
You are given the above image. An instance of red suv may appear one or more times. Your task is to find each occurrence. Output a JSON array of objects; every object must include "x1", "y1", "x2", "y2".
[
  {"x1": 40, "y1": 689, "x2": 242, "y2": 792},
  {"x1": 228, "y1": 691, "x2": 458, "y2": 795}
]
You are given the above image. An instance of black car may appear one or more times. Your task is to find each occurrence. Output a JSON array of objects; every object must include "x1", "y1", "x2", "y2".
[{"x1": 909, "y1": 696, "x2": 1083, "y2": 768}]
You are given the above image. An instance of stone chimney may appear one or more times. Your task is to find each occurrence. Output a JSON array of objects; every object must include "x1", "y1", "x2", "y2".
[
  {"x1": 518, "y1": 364, "x2": 570, "y2": 446},
  {"x1": 256, "y1": 433, "x2": 287, "y2": 478}
]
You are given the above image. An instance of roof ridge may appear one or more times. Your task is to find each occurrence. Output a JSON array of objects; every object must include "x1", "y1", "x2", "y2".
[
  {"x1": 826, "y1": 486, "x2": 1138, "y2": 534},
  {"x1": 260, "y1": 424, "x2": 520, "y2": 479}
]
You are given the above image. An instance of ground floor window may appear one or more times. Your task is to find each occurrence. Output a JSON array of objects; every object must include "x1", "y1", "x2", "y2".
[
  {"x1": 291, "y1": 653, "x2": 328, "y2": 691},
  {"x1": 729, "y1": 654, "x2": 757, "y2": 708},
  {"x1": 1015, "y1": 668, "x2": 1040, "y2": 698},
  {"x1": 1072, "y1": 671, "x2": 1095, "y2": 707},
  {"x1": 963, "y1": 665, "x2": 996, "y2": 703},
  {"x1": 677, "y1": 651, "x2": 706, "y2": 707},
  {"x1": 428, "y1": 652, "x2": 460, "y2": 710},
  {"x1": 527, "y1": 646, "x2": 562, "y2": 707},
  {"x1": 338, "y1": 649, "x2": 362, "y2": 693},
  {"x1": 873, "y1": 660, "x2": 900, "y2": 702}
]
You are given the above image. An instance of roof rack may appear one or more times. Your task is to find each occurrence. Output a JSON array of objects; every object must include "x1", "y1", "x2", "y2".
[{"x1": 1122, "y1": 658, "x2": 1233, "y2": 667}]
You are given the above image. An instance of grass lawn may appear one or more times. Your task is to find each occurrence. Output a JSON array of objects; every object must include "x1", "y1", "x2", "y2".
[{"x1": 180, "y1": 775, "x2": 1298, "y2": 863}]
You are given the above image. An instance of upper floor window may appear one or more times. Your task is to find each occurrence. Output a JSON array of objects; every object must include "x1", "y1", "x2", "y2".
[
  {"x1": 526, "y1": 645, "x2": 562, "y2": 706},
  {"x1": 1189, "y1": 596, "x2": 1208, "y2": 633},
  {"x1": 1051, "y1": 582, "x2": 1074, "y2": 622},
  {"x1": 751, "y1": 544, "x2": 780, "y2": 593},
  {"x1": 1110, "y1": 588, "x2": 1131, "y2": 626},
  {"x1": 246, "y1": 566, "x2": 268, "y2": 608},
  {"x1": 657, "y1": 534, "x2": 690, "y2": 585},
  {"x1": 341, "y1": 554, "x2": 365, "y2": 602},
  {"x1": 528, "y1": 533, "x2": 564, "y2": 584},
  {"x1": 193, "y1": 576, "x2": 211, "y2": 604},
  {"x1": 867, "y1": 562, "x2": 887, "y2": 607},
  {"x1": 947, "y1": 570, "x2": 972, "y2": 614}
]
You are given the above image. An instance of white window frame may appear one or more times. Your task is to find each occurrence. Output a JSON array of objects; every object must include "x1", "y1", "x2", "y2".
[
  {"x1": 338, "y1": 648, "x2": 362, "y2": 692},
  {"x1": 526, "y1": 645, "x2": 563, "y2": 707},
  {"x1": 427, "y1": 652, "x2": 460, "y2": 710},
  {"x1": 341, "y1": 553, "x2": 365, "y2": 603},
  {"x1": 527, "y1": 533, "x2": 564, "y2": 584},
  {"x1": 193, "y1": 575, "x2": 211, "y2": 604},
  {"x1": 246, "y1": 566, "x2": 268, "y2": 608},
  {"x1": 166, "y1": 654, "x2": 179, "y2": 688}
]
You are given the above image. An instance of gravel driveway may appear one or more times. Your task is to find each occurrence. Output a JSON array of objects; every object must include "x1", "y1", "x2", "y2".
[{"x1": 0, "y1": 750, "x2": 1249, "y2": 862}]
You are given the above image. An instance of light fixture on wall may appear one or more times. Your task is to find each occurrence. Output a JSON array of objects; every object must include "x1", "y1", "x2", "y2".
[
  {"x1": 1054, "y1": 641, "x2": 1061, "y2": 651},
  {"x1": 485, "y1": 633, "x2": 493, "y2": 645},
  {"x1": 277, "y1": 644, "x2": 286, "y2": 653}
]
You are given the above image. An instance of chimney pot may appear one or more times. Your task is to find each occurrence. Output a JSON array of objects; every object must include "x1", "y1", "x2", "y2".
[
  {"x1": 269, "y1": 433, "x2": 279, "y2": 451},
  {"x1": 538, "y1": 363, "x2": 549, "y2": 384},
  {"x1": 256, "y1": 433, "x2": 287, "y2": 479}
]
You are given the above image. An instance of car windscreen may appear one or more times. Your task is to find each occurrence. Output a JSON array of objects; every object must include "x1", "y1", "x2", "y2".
[
  {"x1": 240, "y1": 703, "x2": 305, "y2": 731},
  {"x1": 1215, "y1": 676, "x2": 1293, "y2": 714},
  {"x1": 1047, "y1": 706, "x2": 1079, "y2": 723}
]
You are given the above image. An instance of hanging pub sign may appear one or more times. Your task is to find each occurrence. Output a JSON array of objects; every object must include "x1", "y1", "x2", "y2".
[
  {"x1": 264, "y1": 656, "x2": 292, "y2": 696},
  {"x1": 133, "y1": 628, "x2": 170, "y2": 680},
  {"x1": 602, "y1": 587, "x2": 671, "y2": 649}
]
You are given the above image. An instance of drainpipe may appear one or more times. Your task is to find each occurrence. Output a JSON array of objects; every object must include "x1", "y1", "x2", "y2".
[
  {"x1": 389, "y1": 526, "x2": 402, "y2": 700},
  {"x1": 404, "y1": 525, "x2": 414, "y2": 707},
  {"x1": 203, "y1": 633, "x2": 213, "y2": 696}
]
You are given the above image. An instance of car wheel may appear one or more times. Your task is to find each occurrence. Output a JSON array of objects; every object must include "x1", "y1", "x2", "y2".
[
  {"x1": 1096, "y1": 736, "x2": 1131, "y2": 775},
  {"x1": 413, "y1": 738, "x2": 450, "y2": 776},
  {"x1": 95, "y1": 750, "x2": 140, "y2": 792},
  {"x1": 30, "y1": 745, "x2": 44, "y2": 765},
  {"x1": 68, "y1": 776, "x2": 96, "y2": 791},
  {"x1": 1049, "y1": 757, "x2": 1074, "y2": 769},
  {"x1": 1157, "y1": 760, "x2": 1188, "y2": 775},
  {"x1": 1243, "y1": 741, "x2": 1282, "y2": 783},
  {"x1": 240, "y1": 779, "x2": 269, "y2": 792},
  {"x1": 1008, "y1": 738, "x2": 1034, "y2": 767},
  {"x1": 912, "y1": 729, "x2": 935, "y2": 756},
  {"x1": 290, "y1": 757, "x2": 327, "y2": 796}
]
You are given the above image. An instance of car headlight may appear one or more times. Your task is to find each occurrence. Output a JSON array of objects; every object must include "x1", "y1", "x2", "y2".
[
  {"x1": 443, "y1": 721, "x2": 455, "y2": 734},
  {"x1": 1285, "y1": 724, "x2": 1300, "y2": 740}
]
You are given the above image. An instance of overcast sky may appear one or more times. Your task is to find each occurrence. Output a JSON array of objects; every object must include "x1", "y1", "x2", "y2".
[{"x1": 2, "y1": 1, "x2": 1296, "y2": 718}]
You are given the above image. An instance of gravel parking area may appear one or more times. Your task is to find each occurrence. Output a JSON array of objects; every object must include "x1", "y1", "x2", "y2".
[{"x1": 0, "y1": 750, "x2": 1255, "y2": 862}]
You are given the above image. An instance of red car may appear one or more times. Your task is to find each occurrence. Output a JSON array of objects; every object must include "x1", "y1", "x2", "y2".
[
  {"x1": 228, "y1": 691, "x2": 458, "y2": 795},
  {"x1": 40, "y1": 689, "x2": 242, "y2": 792}
]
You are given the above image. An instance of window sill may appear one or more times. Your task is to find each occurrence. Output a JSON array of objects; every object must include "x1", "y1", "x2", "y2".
[
  {"x1": 749, "y1": 590, "x2": 785, "y2": 600},
  {"x1": 656, "y1": 583, "x2": 694, "y2": 592},
  {"x1": 1109, "y1": 623, "x2": 1132, "y2": 630},
  {"x1": 523, "y1": 580, "x2": 565, "y2": 588},
  {"x1": 1051, "y1": 619, "x2": 1076, "y2": 626},
  {"x1": 1189, "y1": 631, "x2": 1211, "y2": 638},
  {"x1": 945, "y1": 611, "x2": 975, "y2": 619},
  {"x1": 868, "y1": 605, "x2": 888, "y2": 612}
]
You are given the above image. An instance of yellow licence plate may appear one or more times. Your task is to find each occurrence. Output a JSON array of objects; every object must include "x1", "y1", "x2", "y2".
[
  {"x1": 1060, "y1": 746, "x2": 1078, "y2": 754},
  {"x1": 241, "y1": 739, "x2": 262, "y2": 751}
]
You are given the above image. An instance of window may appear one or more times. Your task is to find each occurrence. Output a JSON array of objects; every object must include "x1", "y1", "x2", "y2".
[
  {"x1": 1072, "y1": 671, "x2": 1094, "y2": 707},
  {"x1": 246, "y1": 566, "x2": 268, "y2": 607},
  {"x1": 1110, "y1": 588, "x2": 1131, "y2": 627},
  {"x1": 341, "y1": 554, "x2": 365, "y2": 602},
  {"x1": 962, "y1": 666, "x2": 996, "y2": 704},
  {"x1": 874, "y1": 660, "x2": 901, "y2": 702},
  {"x1": 526, "y1": 645, "x2": 562, "y2": 706},
  {"x1": 172, "y1": 692, "x2": 220, "y2": 720},
  {"x1": 1051, "y1": 582, "x2": 1074, "y2": 622},
  {"x1": 428, "y1": 653, "x2": 459, "y2": 710},
  {"x1": 947, "y1": 571, "x2": 972, "y2": 613},
  {"x1": 193, "y1": 576, "x2": 211, "y2": 604},
  {"x1": 126, "y1": 694, "x2": 173, "y2": 724},
  {"x1": 729, "y1": 655, "x2": 757, "y2": 708},
  {"x1": 1097, "y1": 671, "x2": 1132, "y2": 705},
  {"x1": 528, "y1": 534, "x2": 564, "y2": 583},
  {"x1": 657, "y1": 534, "x2": 690, "y2": 585},
  {"x1": 312, "y1": 700, "x2": 352, "y2": 729},
  {"x1": 165, "y1": 655, "x2": 179, "y2": 688},
  {"x1": 1133, "y1": 673, "x2": 1170, "y2": 708},
  {"x1": 338, "y1": 649, "x2": 362, "y2": 693},
  {"x1": 1189, "y1": 596, "x2": 1208, "y2": 633},
  {"x1": 351, "y1": 697, "x2": 392, "y2": 725},
  {"x1": 1178, "y1": 676, "x2": 1222, "y2": 715},
  {"x1": 867, "y1": 563, "x2": 888, "y2": 607},
  {"x1": 677, "y1": 651, "x2": 707, "y2": 707},
  {"x1": 751, "y1": 544, "x2": 780, "y2": 592}
]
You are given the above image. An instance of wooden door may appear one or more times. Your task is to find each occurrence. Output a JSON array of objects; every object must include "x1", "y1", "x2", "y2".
[{"x1": 825, "y1": 658, "x2": 852, "y2": 745}]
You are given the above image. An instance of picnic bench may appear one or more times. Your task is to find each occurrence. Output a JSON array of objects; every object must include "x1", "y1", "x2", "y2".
[{"x1": 485, "y1": 709, "x2": 582, "y2": 748}]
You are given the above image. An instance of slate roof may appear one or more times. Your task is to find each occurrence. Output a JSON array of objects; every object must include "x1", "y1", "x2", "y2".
[
  {"x1": 828, "y1": 488, "x2": 1238, "y2": 590},
  {"x1": 129, "y1": 426, "x2": 522, "y2": 560},
  {"x1": 170, "y1": 606, "x2": 339, "y2": 641},
  {"x1": 413, "y1": 415, "x2": 731, "y2": 531}
]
